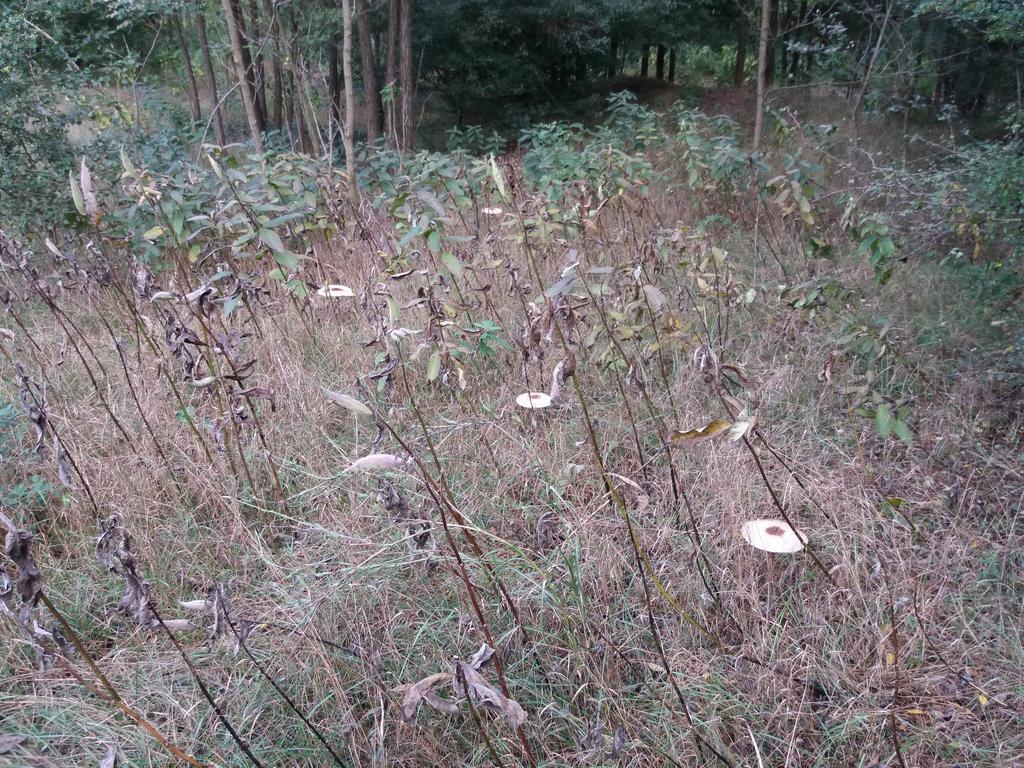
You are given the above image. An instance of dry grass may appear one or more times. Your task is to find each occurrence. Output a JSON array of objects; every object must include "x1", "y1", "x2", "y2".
[{"x1": 1, "y1": 150, "x2": 1021, "y2": 768}]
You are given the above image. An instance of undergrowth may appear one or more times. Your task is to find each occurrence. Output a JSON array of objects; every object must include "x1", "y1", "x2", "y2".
[{"x1": 1, "y1": 94, "x2": 1021, "y2": 767}]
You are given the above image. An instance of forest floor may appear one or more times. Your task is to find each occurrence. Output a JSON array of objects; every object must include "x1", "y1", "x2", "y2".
[{"x1": 0, "y1": 103, "x2": 1022, "y2": 768}]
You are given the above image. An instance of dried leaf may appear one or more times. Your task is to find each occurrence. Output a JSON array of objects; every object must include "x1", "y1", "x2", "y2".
[
  {"x1": 4, "y1": 523, "x2": 42, "y2": 610},
  {"x1": 422, "y1": 690, "x2": 461, "y2": 716},
  {"x1": 607, "y1": 725, "x2": 627, "y2": 758},
  {"x1": 208, "y1": 582, "x2": 233, "y2": 645},
  {"x1": 728, "y1": 412, "x2": 758, "y2": 442},
  {"x1": 95, "y1": 517, "x2": 155, "y2": 629},
  {"x1": 668, "y1": 419, "x2": 731, "y2": 446},
  {"x1": 642, "y1": 284, "x2": 667, "y2": 312},
  {"x1": 398, "y1": 672, "x2": 453, "y2": 721},
  {"x1": 453, "y1": 659, "x2": 527, "y2": 729},
  {"x1": 54, "y1": 435, "x2": 75, "y2": 488},
  {"x1": 320, "y1": 386, "x2": 372, "y2": 417},
  {"x1": 467, "y1": 643, "x2": 494, "y2": 670}
]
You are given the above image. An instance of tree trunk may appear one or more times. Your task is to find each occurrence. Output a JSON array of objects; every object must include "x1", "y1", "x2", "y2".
[
  {"x1": 850, "y1": 0, "x2": 894, "y2": 154},
  {"x1": 341, "y1": 0, "x2": 357, "y2": 201},
  {"x1": 195, "y1": 5, "x2": 226, "y2": 144},
  {"x1": 655, "y1": 44, "x2": 666, "y2": 80},
  {"x1": 766, "y1": 0, "x2": 779, "y2": 87},
  {"x1": 789, "y1": 0, "x2": 807, "y2": 80},
  {"x1": 384, "y1": 0, "x2": 399, "y2": 145},
  {"x1": 734, "y1": 0, "x2": 749, "y2": 86},
  {"x1": 668, "y1": 48, "x2": 676, "y2": 83},
  {"x1": 753, "y1": 0, "x2": 771, "y2": 151},
  {"x1": 264, "y1": 0, "x2": 284, "y2": 128},
  {"x1": 329, "y1": 35, "x2": 342, "y2": 133},
  {"x1": 607, "y1": 37, "x2": 618, "y2": 78},
  {"x1": 247, "y1": 0, "x2": 269, "y2": 126},
  {"x1": 640, "y1": 45, "x2": 650, "y2": 77},
  {"x1": 398, "y1": 0, "x2": 413, "y2": 150},
  {"x1": 355, "y1": 0, "x2": 381, "y2": 142},
  {"x1": 174, "y1": 15, "x2": 202, "y2": 124},
  {"x1": 230, "y1": 0, "x2": 264, "y2": 131},
  {"x1": 221, "y1": 0, "x2": 263, "y2": 151},
  {"x1": 287, "y1": 8, "x2": 315, "y2": 153},
  {"x1": 780, "y1": 5, "x2": 793, "y2": 79}
]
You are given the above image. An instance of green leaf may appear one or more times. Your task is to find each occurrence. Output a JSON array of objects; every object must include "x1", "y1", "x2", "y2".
[
  {"x1": 426, "y1": 350, "x2": 441, "y2": 382},
  {"x1": 222, "y1": 295, "x2": 242, "y2": 318},
  {"x1": 265, "y1": 211, "x2": 307, "y2": 228},
  {"x1": 875, "y1": 403, "x2": 893, "y2": 437},
  {"x1": 120, "y1": 145, "x2": 137, "y2": 177},
  {"x1": 272, "y1": 250, "x2": 301, "y2": 270},
  {"x1": 259, "y1": 229, "x2": 285, "y2": 253},
  {"x1": 669, "y1": 419, "x2": 731, "y2": 446},
  {"x1": 143, "y1": 226, "x2": 164, "y2": 241},
  {"x1": 441, "y1": 252, "x2": 464, "y2": 278},
  {"x1": 320, "y1": 386, "x2": 373, "y2": 417},
  {"x1": 69, "y1": 170, "x2": 85, "y2": 216},
  {"x1": 893, "y1": 418, "x2": 914, "y2": 445}
]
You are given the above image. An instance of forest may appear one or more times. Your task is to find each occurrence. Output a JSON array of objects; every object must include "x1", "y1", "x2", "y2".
[{"x1": 1, "y1": 0, "x2": 1022, "y2": 766}]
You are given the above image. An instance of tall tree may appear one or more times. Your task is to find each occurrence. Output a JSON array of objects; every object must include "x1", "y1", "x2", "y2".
[
  {"x1": 850, "y1": 0, "x2": 895, "y2": 152},
  {"x1": 287, "y1": 8, "x2": 311, "y2": 153},
  {"x1": 231, "y1": 0, "x2": 265, "y2": 130},
  {"x1": 355, "y1": 0, "x2": 381, "y2": 141},
  {"x1": 328, "y1": 34, "x2": 342, "y2": 131},
  {"x1": 341, "y1": 0, "x2": 356, "y2": 200},
  {"x1": 655, "y1": 43, "x2": 666, "y2": 80},
  {"x1": 398, "y1": 0, "x2": 413, "y2": 150},
  {"x1": 264, "y1": 0, "x2": 284, "y2": 128},
  {"x1": 384, "y1": 0, "x2": 399, "y2": 145},
  {"x1": 222, "y1": 0, "x2": 264, "y2": 151},
  {"x1": 734, "y1": 0, "x2": 749, "y2": 85},
  {"x1": 640, "y1": 44, "x2": 650, "y2": 77},
  {"x1": 753, "y1": 0, "x2": 771, "y2": 150},
  {"x1": 789, "y1": 0, "x2": 807, "y2": 80},
  {"x1": 247, "y1": 0, "x2": 269, "y2": 125},
  {"x1": 195, "y1": 3, "x2": 227, "y2": 144},
  {"x1": 766, "y1": 0, "x2": 779, "y2": 86},
  {"x1": 174, "y1": 14, "x2": 202, "y2": 124}
]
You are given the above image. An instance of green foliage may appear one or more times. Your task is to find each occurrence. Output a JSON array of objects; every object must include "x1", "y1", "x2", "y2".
[
  {"x1": 109, "y1": 147, "x2": 342, "y2": 298},
  {"x1": 445, "y1": 125, "x2": 505, "y2": 155},
  {"x1": 679, "y1": 43, "x2": 745, "y2": 84},
  {"x1": 0, "y1": 0, "x2": 191, "y2": 232},
  {"x1": 908, "y1": 138, "x2": 1024, "y2": 306},
  {"x1": 851, "y1": 212, "x2": 899, "y2": 285},
  {"x1": 668, "y1": 106, "x2": 749, "y2": 196}
]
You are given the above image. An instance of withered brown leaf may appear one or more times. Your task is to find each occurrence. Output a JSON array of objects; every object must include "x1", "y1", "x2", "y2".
[{"x1": 453, "y1": 659, "x2": 527, "y2": 729}]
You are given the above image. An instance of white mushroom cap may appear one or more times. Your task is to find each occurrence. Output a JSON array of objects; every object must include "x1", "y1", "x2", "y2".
[
  {"x1": 516, "y1": 392, "x2": 552, "y2": 410},
  {"x1": 316, "y1": 284, "x2": 355, "y2": 298},
  {"x1": 740, "y1": 519, "x2": 807, "y2": 553}
]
